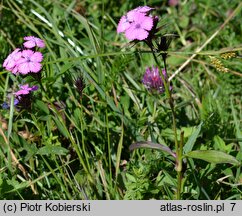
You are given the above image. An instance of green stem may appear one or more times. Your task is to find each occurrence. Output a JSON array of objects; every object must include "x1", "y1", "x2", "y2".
[
  {"x1": 150, "y1": 49, "x2": 178, "y2": 149},
  {"x1": 150, "y1": 48, "x2": 181, "y2": 199},
  {"x1": 176, "y1": 131, "x2": 184, "y2": 200}
]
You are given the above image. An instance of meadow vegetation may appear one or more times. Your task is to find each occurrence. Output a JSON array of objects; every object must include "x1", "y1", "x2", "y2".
[{"x1": 0, "y1": 0, "x2": 241, "y2": 199}]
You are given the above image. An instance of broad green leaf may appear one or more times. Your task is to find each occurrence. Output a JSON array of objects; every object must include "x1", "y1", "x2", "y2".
[
  {"x1": 183, "y1": 122, "x2": 203, "y2": 154},
  {"x1": 129, "y1": 141, "x2": 176, "y2": 158},
  {"x1": 185, "y1": 150, "x2": 240, "y2": 165},
  {"x1": 37, "y1": 145, "x2": 68, "y2": 155}
]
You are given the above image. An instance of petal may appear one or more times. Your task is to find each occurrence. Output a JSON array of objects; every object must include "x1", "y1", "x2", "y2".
[
  {"x1": 31, "y1": 85, "x2": 39, "y2": 91},
  {"x1": 29, "y1": 62, "x2": 42, "y2": 73},
  {"x1": 132, "y1": 12, "x2": 146, "y2": 22},
  {"x1": 36, "y1": 39, "x2": 45, "y2": 48},
  {"x1": 3, "y1": 58, "x2": 9, "y2": 67},
  {"x1": 30, "y1": 52, "x2": 43, "y2": 62},
  {"x1": 4, "y1": 59, "x2": 14, "y2": 69},
  {"x1": 125, "y1": 26, "x2": 138, "y2": 40},
  {"x1": 14, "y1": 99, "x2": 19, "y2": 106},
  {"x1": 23, "y1": 40, "x2": 36, "y2": 48},
  {"x1": 133, "y1": 6, "x2": 154, "y2": 13},
  {"x1": 18, "y1": 62, "x2": 30, "y2": 74},
  {"x1": 126, "y1": 11, "x2": 138, "y2": 21},
  {"x1": 14, "y1": 52, "x2": 22, "y2": 60},
  {"x1": 3, "y1": 49, "x2": 20, "y2": 68},
  {"x1": 14, "y1": 89, "x2": 29, "y2": 96},
  {"x1": 24, "y1": 36, "x2": 35, "y2": 40},
  {"x1": 16, "y1": 57, "x2": 27, "y2": 65},
  {"x1": 140, "y1": 16, "x2": 153, "y2": 31},
  {"x1": 21, "y1": 49, "x2": 34, "y2": 58},
  {"x1": 11, "y1": 66, "x2": 19, "y2": 74},
  {"x1": 126, "y1": 27, "x2": 149, "y2": 41},
  {"x1": 117, "y1": 16, "x2": 131, "y2": 33},
  {"x1": 20, "y1": 84, "x2": 30, "y2": 90}
]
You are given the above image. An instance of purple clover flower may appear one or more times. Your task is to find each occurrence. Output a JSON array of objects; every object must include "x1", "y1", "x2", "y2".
[
  {"x1": 142, "y1": 67, "x2": 170, "y2": 94},
  {"x1": 117, "y1": 6, "x2": 154, "y2": 41},
  {"x1": 3, "y1": 48, "x2": 22, "y2": 74},
  {"x1": 16, "y1": 50, "x2": 43, "y2": 74},
  {"x1": 23, "y1": 36, "x2": 45, "y2": 48}
]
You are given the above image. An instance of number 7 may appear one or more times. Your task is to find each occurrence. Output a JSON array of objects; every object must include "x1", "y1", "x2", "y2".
[{"x1": 230, "y1": 203, "x2": 236, "y2": 211}]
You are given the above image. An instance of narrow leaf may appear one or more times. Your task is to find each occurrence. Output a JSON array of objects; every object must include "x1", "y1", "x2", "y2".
[
  {"x1": 183, "y1": 122, "x2": 203, "y2": 154},
  {"x1": 115, "y1": 123, "x2": 124, "y2": 179},
  {"x1": 129, "y1": 141, "x2": 176, "y2": 158},
  {"x1": 52, "y1": 116, "x2": 69, "y2": 138},
  {"x1": 186, "y1": 150, "x2": 240, "y2": 165},
  {"x1": 37, "y1": 145, "x2": 68, "y2": 155}
]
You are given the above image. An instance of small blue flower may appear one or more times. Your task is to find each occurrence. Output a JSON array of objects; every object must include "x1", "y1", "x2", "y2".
[
  {"x1": 2, "y1": 102, "x2": 9, "y2": 109},
  {"x1": 1, "y1": 98, "x2": 19, "y2": 109}
]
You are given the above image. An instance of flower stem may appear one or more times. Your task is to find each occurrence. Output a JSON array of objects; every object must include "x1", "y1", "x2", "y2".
[
  {"x1": 177, "y1": 131, "x2": 184, "y2": 200},
  {"x1": 150, "y1": 48, "x2": 182, "y2": 199}
]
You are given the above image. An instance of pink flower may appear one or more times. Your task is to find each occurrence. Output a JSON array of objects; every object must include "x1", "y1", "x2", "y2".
[
  {"x1": 14, "y1": 84, "x2": 38, "y2": 97},
  {"x1": 117, "y1": 6, "x2": 154, "y2": 41},
  {"x1": 3, "y1": 48, "x2": 22, "y2": 74},
  {"x1": 16, "y1": 50, "x2": 43, "y2": 74},
  {"x1": 23, "y1": 36, "x2": 45, "y2": 48},
  {"x1": 125, "y1": 13, "x2": 153, "y2": 40}
]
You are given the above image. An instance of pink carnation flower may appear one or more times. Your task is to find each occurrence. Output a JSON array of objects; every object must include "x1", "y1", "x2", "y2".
[
  {"x1": 3, "y1": 48, "x2": 22, "y2": 74},
  {"x1": 117, "y1": 6, "x2": 154, "y2": 41},
  {"x1": 16, "y1": 50, "x2": 43, "y2": 74},
  {"x1": 117, "y1": 6, "x2": 153, "y2": 33},
  {"x1": 125, "y1": 13, "x2": 153, "y2": 41},
  {"x1": 14, "y1": 84, "x2": 38, "y2": 97},
  {"x1": 23, "y1": 36, "x2": 45, "y2": 48}
]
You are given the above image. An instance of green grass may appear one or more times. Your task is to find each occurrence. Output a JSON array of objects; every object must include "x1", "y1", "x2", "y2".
[{"x1": 0, "y1": 0, "x2": 241, "y2": 200}]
